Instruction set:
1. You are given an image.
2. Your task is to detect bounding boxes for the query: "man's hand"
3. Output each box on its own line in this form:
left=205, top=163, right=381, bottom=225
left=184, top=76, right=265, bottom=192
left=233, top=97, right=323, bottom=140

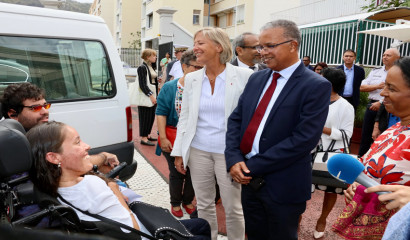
left=366, top=185, right=410, bottom=210
left=229, top=162, right=252, bottom=184
left=160, top=137, right=173, bottom=153
left=174, top=156, right=186, bottom=175
left=344, top=182, right=359, bottom=203
left=377, top=82, right=385, bottom=89
left=369, top=101, right=381, bottom=111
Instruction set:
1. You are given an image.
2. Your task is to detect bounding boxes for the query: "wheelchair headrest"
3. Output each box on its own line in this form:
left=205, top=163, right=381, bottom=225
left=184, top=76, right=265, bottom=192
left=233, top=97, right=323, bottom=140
left=0, top=119, right=32, bottom=179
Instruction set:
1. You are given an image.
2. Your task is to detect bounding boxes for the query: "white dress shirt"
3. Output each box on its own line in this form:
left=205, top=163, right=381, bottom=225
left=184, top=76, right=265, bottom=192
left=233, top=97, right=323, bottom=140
left=191, top=69, right=226, bottom=154
left=237, top=58, right=257, bottom=71
left=361, top=66, right=387, bottom=101
left=169, top=60, right=184, bottom=80
left=246, top=60, right=301, bottom=159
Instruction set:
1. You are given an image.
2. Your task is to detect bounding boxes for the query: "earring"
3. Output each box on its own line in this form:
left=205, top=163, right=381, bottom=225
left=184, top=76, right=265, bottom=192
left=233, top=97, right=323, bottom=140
left=58, top=162, right=61, bottom=168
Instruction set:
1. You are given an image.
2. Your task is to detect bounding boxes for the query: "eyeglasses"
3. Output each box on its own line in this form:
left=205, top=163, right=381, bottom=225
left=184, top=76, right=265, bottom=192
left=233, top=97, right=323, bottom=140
left=255, top=40, right=293, bottom=52
left=23, top=103, right=51, bottom=112
left=241, top=45, right=259, bottom=50
left=187, top=64, right=203, bottom=70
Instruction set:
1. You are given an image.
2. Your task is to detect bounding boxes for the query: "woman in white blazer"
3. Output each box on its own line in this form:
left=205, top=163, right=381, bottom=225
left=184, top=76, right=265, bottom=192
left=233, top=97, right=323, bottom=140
left=171, top=27, right=253, bottom=240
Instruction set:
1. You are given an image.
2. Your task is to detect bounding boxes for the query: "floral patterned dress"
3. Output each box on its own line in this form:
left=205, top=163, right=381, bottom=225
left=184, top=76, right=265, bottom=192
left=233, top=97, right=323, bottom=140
left=361, top=122, right=410, bottom=186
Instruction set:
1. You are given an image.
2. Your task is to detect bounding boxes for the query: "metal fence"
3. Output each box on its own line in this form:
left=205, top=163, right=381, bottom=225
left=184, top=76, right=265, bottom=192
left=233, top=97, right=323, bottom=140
left=119, top=48, right=141, bottom=68
left=358, top=20, right=410, bottom=67
left=299, top=19, right=410, bottom=67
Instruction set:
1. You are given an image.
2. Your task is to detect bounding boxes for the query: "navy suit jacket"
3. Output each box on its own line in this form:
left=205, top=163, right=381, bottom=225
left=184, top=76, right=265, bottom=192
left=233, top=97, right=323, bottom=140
left=337, top=64, right=365, bottom=109
left=225, top=62, right=331, bottom=204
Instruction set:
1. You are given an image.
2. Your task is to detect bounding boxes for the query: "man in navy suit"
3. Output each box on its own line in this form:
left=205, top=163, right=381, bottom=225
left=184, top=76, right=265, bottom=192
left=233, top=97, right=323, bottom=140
left=231, top=32, right=267, bottom=72
left=303, top=56, right=314, bottom=70
left=337, top=49, right=365, bottom=110
left=225, top=20, right=331, bottom=240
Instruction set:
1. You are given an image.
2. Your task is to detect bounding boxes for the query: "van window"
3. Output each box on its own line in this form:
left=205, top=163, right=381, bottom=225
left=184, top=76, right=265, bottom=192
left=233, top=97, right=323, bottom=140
left=0, top=36, right=114, bottom=101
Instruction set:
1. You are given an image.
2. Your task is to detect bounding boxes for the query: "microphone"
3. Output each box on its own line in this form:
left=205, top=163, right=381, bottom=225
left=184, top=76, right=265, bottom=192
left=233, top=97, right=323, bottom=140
left=327, top=154, right=389, bottom=195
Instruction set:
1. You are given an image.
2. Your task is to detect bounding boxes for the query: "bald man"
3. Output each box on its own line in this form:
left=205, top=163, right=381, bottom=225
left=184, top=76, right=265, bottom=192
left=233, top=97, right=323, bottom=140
left=358, top=48, right=401, bottom=157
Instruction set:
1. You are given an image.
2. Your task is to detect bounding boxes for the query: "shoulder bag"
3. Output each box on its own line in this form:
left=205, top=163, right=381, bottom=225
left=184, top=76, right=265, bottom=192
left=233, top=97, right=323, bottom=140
left=312, top=129, right=357, bottom=188
left=158, top=126, right=177, bottom=148
left=129, top=65, right=156, bottom=107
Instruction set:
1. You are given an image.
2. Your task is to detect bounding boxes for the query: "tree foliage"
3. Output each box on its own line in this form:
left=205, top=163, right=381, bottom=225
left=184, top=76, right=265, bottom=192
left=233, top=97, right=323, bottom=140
left=362, top=0, right=410, bottom=12
left=128, top=31, right=142, bottom=50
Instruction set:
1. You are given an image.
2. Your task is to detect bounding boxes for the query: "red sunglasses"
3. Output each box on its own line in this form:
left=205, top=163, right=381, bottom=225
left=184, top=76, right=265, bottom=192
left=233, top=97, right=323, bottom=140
left=23, top=103, right=51, bottom=112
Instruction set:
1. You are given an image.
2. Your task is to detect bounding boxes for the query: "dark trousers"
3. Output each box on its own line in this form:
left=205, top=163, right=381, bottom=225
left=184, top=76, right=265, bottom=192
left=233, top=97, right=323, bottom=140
left=163, top=151, right=195, bottom=206
left=342, top=96, right=357, bottom=112
left=358, top=103, right=378, bottom=157
left=137, top=106, right=156, bottom=137
left=242, top=184, right=306, bottom=240
left=180, top=218, right=211, bottom=240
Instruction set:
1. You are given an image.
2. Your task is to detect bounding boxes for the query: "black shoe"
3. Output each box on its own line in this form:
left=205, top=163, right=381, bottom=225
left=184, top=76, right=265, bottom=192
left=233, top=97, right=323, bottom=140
left=189, top=209, right=198, bottom=219
left=148, top=137, right=157, bottom=141
left=141, top=140, right=155, bottom=146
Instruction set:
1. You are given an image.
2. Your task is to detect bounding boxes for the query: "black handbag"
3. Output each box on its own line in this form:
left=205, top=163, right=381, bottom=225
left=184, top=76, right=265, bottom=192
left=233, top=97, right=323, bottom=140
left=311, top=130, right=356, bottom=189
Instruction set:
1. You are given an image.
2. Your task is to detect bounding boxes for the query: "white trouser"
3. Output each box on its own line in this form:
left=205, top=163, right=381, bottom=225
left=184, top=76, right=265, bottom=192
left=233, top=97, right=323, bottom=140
left=188, top=147, right=245, bottom=240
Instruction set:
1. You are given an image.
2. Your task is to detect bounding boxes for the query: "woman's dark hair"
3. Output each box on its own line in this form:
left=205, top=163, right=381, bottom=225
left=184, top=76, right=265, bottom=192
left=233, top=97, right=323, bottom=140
left=27, top=121, right=66, bottom=197
left=393, top=56, right=410, bottom=87
left=322, top=68, right=346, bottom=93
left=180, top=50, right=197, bottom=66
left=313, top=62, right=328, bottom=73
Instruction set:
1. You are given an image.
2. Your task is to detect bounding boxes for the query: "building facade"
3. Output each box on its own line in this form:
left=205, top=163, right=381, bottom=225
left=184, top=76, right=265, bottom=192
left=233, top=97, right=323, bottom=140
left=141, top=0, right=204, bottom=50
left=90, top=0, right=141, bottom=51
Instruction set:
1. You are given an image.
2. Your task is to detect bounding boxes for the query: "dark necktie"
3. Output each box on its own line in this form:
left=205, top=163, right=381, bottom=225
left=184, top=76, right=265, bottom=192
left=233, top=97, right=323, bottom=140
left=240, top=72, right=281, bottom=154
left=249, top=66, right=256, bottom=71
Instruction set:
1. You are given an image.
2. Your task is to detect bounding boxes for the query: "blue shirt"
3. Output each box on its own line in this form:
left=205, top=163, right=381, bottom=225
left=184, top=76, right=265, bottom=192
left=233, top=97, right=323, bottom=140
left=343, top=64, right=354, bottom=97
left=382, top=202, right=410, bottom=240
left=388, top=114, right=400, bottom=128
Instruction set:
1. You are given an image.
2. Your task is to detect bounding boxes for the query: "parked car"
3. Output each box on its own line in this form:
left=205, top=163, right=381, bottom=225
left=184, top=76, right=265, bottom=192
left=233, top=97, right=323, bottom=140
left=122, top=61, right=138, bottom=77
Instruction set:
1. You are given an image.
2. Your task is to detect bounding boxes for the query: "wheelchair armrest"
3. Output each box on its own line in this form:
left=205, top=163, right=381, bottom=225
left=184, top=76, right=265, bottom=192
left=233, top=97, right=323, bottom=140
left=16, top=182, right=35, bottom=206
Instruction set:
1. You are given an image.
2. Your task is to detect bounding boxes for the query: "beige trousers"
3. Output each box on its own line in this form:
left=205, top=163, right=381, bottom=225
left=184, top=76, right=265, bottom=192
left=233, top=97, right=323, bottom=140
left=188, top=147, right=245, bottom=240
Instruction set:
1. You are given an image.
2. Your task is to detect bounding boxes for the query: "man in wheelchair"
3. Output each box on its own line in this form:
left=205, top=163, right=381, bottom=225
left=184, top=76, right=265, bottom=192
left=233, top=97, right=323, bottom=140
left=0, top=120, right=211, bottom=239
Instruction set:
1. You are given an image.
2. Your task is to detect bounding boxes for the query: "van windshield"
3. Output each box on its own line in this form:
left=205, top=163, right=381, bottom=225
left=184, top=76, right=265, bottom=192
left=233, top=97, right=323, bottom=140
left=0, top=36, right=114, bottom=100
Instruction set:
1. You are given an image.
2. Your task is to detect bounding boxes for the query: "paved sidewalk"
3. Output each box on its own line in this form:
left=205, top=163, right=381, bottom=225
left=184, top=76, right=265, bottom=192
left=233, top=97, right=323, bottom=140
left=127, top=150, right=228, bottom=240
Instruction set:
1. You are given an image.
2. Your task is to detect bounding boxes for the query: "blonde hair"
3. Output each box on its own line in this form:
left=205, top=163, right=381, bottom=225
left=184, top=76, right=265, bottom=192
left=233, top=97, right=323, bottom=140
left=194, top=27, right=232, bottom=64
left=141, top=48, right=156, bottom=61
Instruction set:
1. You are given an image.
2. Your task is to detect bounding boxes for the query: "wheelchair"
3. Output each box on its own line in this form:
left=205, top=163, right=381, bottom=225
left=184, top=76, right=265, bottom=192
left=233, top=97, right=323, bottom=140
left=0, top=119, right=144, bottom=240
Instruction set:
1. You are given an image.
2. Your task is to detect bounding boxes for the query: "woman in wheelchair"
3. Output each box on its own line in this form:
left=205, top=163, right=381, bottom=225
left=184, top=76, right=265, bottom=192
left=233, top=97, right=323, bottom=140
left=26, top=121, right=211, bottom=240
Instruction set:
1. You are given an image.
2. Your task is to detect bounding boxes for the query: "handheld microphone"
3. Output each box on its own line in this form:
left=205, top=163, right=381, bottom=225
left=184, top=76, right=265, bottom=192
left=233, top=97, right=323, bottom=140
left=327, top=154, right=389, bottom=195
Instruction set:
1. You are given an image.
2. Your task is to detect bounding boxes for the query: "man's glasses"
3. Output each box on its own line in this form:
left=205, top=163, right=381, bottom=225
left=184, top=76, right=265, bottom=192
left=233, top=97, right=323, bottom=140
left=241, top=45, right=258, bottom=50
left=256, top=40, right=293, bottom=53
left=23, top=103, right=51, bottom=112
left=187, top=64, right=203, bottom=70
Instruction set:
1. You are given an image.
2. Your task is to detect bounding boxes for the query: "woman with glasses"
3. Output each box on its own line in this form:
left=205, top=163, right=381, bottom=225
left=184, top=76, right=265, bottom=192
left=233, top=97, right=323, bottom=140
left=155, top=50, right=202, bottom=217
left=171, top=27, right=253, bottom=240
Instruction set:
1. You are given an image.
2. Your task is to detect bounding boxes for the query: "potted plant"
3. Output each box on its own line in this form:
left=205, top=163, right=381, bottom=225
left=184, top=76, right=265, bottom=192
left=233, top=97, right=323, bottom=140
left=351, top=91, right=368, bottom=143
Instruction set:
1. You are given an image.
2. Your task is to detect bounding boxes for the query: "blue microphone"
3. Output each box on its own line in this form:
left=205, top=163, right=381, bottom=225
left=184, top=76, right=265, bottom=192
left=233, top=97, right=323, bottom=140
left=327, top=154, right=389, bottom=195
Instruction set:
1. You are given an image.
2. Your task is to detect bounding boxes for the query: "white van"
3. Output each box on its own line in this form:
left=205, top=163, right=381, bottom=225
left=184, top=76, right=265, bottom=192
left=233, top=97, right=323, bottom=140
left=0, top=3, right=136, bottom=181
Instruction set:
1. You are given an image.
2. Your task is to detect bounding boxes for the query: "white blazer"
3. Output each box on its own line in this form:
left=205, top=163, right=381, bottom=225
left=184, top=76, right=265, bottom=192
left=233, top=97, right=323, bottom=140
left=171, top=63, right=253, bottom=168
